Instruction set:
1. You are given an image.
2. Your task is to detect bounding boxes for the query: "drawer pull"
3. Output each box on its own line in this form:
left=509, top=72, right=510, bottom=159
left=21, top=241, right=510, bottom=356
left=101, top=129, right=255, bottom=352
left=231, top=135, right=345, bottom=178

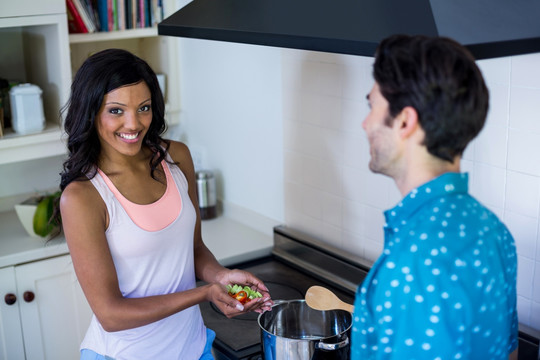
left=4, top=293, right=17, bottom=305
left=23, top=291, right=35, bottom=303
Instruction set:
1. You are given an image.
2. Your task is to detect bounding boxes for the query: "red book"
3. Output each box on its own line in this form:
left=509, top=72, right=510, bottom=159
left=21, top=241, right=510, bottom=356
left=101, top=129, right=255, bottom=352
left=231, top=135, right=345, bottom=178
left=66, top=0, right=89, bottom=33
left=107, top=0, right=114, bottom=31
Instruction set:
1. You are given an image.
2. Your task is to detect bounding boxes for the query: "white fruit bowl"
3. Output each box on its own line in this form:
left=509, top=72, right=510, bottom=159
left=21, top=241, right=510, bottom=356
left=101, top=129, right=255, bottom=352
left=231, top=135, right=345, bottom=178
left=15, top=197, right=40, bottom=237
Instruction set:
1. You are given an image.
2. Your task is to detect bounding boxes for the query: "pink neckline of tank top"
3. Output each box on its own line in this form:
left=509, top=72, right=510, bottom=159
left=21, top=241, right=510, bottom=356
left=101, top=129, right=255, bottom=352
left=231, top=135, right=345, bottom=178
left=96, top=161, right=182, bottom=231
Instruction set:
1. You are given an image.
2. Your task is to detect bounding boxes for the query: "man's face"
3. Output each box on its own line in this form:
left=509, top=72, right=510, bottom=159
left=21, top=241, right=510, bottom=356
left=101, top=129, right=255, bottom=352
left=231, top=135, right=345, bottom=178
left=362, top=83, right=400, bottom=177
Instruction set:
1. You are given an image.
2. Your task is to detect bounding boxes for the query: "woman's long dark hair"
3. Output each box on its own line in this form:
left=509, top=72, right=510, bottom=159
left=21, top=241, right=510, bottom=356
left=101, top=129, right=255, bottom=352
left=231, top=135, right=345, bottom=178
left=53, top=48, right=169, bottom=226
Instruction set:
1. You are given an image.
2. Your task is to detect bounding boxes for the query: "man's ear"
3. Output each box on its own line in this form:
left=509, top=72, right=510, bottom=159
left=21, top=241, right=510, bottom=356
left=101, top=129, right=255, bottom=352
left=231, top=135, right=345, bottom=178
left=396, top=106, right=419, bottom=139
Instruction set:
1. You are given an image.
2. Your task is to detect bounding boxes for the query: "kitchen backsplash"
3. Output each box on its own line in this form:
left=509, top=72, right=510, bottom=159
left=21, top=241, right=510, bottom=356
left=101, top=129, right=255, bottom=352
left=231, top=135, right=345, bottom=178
left=176, top=38, right=539, bottom=330
left=280, top=49, right=540, bottom=331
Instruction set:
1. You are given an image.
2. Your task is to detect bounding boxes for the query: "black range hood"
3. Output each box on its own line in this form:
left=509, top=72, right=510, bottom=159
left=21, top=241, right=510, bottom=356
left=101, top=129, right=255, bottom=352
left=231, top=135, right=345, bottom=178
left=158, top=0, right=540, bottom=60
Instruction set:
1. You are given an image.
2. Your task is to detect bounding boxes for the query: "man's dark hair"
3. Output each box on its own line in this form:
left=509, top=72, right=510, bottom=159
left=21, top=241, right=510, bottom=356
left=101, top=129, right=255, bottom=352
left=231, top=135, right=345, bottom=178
left=373, top=34, right=489, bottom=162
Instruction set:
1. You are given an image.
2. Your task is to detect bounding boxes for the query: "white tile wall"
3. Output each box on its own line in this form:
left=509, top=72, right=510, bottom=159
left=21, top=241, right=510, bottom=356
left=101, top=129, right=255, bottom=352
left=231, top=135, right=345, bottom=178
left=175, top=39, right=284, bottom=222
left=282, top=49, right=540, bottom=330
left=176, top=39, right=540, bottom=331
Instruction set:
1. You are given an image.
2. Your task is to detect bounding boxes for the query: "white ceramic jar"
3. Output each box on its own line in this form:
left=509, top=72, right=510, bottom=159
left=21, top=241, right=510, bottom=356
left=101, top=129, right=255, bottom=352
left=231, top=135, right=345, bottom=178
left=9, top=83, right=45, bottom=135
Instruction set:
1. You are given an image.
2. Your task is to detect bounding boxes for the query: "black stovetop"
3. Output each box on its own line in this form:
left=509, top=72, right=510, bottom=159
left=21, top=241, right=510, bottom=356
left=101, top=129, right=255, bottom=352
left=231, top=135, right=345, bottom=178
left=198, top=226, right=369, bottom=360
left=199, top=225, right=540, bottom=360
left=198, top=256, right=358, bottom=359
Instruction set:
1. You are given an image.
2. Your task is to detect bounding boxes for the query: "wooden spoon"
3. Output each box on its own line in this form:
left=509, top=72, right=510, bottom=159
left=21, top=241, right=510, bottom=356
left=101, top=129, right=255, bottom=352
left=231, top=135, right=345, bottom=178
left=305, top=285, right=354, bottom=313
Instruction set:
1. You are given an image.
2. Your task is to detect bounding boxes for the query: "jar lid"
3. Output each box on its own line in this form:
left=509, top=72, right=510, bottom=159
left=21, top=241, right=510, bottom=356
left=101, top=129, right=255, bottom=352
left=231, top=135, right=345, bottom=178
left=196, top=170, right=214, bottom=179
left=9, top=83, right=42, bottom=95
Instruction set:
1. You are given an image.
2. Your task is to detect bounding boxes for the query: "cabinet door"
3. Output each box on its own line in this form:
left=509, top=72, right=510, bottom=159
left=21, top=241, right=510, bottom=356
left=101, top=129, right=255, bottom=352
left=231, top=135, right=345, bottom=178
left=0, top=267, right=25, bottom=360
left=15, top=255, right=93, bottom=360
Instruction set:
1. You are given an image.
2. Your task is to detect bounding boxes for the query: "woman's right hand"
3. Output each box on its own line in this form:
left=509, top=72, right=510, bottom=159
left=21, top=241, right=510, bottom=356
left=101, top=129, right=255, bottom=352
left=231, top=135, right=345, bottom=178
left=206, top=282, right=268, bottom=318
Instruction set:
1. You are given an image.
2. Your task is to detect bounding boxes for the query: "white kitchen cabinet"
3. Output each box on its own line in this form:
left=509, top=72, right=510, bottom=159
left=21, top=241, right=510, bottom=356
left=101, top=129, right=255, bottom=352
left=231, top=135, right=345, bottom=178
left=0, top=254, right=92, bottom=360
left=0, top=0, right=180, bottom=167
left=0, top=266, right=25, bottom=360
left=0, top=7, right=71, bottom=165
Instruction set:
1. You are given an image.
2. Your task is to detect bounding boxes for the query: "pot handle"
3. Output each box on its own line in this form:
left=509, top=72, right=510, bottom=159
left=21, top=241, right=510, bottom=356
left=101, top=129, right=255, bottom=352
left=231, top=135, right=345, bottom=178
left=315, top=336, right=349, bottom=351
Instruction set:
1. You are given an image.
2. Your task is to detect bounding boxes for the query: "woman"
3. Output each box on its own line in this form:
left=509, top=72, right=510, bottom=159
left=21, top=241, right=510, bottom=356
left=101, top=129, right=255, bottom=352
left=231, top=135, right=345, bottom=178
left=57, top=48, right=273, bottom=360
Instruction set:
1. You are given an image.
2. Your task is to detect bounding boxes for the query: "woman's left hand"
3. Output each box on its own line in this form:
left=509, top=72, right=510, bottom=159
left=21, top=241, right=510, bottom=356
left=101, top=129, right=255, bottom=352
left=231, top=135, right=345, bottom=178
left=215, top=269, right=274, bottom=314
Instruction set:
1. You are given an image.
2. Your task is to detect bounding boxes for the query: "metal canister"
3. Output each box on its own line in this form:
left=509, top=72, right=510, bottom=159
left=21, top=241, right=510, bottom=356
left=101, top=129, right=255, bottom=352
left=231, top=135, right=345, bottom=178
left=196, top=170, right=217, bottom=220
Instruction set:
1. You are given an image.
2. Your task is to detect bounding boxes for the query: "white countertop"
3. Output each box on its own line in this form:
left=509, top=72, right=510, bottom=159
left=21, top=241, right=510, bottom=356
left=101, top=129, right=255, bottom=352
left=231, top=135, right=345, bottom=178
left=201, top=216, right=274, bottom=267
left=0, top=208, right=275, bottom=269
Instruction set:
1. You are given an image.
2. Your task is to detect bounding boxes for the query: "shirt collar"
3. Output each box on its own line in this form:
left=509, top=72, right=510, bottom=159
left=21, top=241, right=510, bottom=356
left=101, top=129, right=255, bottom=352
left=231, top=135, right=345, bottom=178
left=384, top=172, right=469, bottom=228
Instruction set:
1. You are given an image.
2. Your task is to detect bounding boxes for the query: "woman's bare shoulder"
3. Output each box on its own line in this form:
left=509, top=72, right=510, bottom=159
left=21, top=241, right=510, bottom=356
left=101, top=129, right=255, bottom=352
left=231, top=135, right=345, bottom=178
left=60, top=178, right=109, bottom=238
left=164, top=140, right=196, bottom=183
left=166, top=140, right=191, bottom=163
left=60, top=179, right=104, bottom=216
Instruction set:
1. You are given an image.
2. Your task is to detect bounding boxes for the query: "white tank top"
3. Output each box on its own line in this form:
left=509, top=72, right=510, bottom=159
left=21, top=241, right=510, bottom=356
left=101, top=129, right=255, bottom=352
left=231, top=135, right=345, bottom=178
left=81, top=155, right=206, bottom=360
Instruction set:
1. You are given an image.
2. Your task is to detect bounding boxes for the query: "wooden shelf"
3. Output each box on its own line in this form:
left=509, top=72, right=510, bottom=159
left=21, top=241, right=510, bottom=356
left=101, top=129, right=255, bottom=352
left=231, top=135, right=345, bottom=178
left=69, top=27, right=158, bottom=44
left=0, top=124, right=65, bottom=165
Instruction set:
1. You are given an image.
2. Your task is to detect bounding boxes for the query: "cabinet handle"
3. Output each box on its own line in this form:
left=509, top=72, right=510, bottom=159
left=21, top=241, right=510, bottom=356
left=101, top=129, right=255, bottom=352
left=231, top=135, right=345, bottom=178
left=4, top=293, right=17, bottom=305
left=23, top=291, right=35, bottom=303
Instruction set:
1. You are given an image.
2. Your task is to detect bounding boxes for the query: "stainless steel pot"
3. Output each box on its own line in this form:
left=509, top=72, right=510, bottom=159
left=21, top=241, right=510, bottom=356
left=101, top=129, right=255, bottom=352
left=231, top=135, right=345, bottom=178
left=257, top=300, right=351, bottom=359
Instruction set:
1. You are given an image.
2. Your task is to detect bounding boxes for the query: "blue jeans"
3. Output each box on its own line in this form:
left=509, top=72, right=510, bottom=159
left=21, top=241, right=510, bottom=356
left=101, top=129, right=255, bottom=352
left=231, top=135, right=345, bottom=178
left=80, top=328, right=216, bottom=360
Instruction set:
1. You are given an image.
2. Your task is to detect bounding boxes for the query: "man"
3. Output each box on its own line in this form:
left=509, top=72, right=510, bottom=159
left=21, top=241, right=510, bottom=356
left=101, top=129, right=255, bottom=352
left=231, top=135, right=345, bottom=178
left=351, top=35, right=518, bottom=360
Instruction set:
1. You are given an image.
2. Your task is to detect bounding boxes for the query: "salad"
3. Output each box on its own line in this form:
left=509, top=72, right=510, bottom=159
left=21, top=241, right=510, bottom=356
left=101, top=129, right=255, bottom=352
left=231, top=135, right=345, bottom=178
left=227, top=284, right=263, bottom=304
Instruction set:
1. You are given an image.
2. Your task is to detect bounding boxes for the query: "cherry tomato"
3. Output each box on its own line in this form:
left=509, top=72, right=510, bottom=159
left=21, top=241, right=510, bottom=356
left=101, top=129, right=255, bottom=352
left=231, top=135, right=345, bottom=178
left=235, top=290, right=248, bottom=304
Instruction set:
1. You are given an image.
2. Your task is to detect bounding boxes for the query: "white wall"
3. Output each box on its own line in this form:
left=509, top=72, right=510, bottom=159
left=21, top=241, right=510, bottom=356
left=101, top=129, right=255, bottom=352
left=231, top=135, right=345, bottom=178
left=282, top=49, right=540, bottom=331
left=172, top=38, right=284, bottom=222
left=176, top=38, right=540, bottom=331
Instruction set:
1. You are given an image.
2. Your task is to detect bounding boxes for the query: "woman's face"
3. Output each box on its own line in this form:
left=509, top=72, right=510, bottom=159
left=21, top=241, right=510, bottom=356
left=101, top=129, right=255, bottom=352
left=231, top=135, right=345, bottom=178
left=95, top=81, right=152, bottom=159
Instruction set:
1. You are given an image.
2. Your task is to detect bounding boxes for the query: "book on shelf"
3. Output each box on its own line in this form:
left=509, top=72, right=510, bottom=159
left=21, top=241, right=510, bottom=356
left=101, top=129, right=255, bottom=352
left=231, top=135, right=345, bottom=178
left=108, top=0, right=114, bottom=31
left=73, top=0, right=97, bottom=32
left=66, top=0, right=89, bottom=33
left=125, top=0, right=133, bottom=28
left=138, top=0, right=145, bottom=28
left=75, top=0, right=164, bottom=33
left=130, top=0, right=138, bottom=29
left=151, top=0, right=164, bottom=25
left=112, top=0, right=118, bottom=30
left=150, top=0, right=164, bottom=27
left=83, top=0, right=101, bottom=30
left=102, top=0, right=164, bottom=31
left=96, top=0, right=112, bottom=31
left=117, top=0, right=126, bottom=30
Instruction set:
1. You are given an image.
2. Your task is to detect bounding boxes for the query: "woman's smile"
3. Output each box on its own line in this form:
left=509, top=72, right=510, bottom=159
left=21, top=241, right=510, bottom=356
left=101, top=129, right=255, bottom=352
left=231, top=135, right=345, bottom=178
left=117, top=131, right=141, bottom=142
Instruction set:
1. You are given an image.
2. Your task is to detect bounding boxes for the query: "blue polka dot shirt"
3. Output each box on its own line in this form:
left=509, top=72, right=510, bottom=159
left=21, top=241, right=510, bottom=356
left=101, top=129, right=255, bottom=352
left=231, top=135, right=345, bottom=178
left=351, top=173, right=518, bottom=360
